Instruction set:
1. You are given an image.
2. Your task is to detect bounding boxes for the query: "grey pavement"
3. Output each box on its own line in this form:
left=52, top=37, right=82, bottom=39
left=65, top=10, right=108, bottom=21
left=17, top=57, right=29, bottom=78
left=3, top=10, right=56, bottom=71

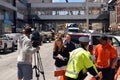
left=0, top=42, right=91, bottom=80
left=0, top=42, right=55, bottom=80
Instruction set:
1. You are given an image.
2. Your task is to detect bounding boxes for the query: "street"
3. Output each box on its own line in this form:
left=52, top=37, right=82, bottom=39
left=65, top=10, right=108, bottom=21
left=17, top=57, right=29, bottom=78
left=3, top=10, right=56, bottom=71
left=0, top=42, right=55, bottom=80
left=0, top=41, right=92, bottom=80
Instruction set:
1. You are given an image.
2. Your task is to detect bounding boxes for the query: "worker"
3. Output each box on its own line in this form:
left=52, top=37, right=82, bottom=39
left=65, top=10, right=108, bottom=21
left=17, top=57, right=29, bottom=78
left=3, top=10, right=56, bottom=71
left=65, top=36, right=102, bottom=80
left=94, top=35, right=117, bottom=80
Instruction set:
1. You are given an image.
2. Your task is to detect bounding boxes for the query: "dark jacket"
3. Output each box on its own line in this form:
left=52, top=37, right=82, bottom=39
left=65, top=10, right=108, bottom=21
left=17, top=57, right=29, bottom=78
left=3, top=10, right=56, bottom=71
left=64, top=41, right=75, bottom=53
left=31, top=30, right=40, bottom=41
left=53, top=47, right=69, bottom=67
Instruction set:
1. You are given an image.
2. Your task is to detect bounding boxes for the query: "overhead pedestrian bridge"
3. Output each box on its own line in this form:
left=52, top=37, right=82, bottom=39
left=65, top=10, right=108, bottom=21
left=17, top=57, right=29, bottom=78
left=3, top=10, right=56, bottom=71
left=28, top=2, right=109, bottom=23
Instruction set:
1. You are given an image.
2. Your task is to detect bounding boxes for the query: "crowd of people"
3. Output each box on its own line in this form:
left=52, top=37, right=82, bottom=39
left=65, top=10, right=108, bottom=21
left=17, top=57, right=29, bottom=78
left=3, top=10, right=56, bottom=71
left=53, top=33, right=119, bottom=80
left=16, top=24, right=120, bottom=80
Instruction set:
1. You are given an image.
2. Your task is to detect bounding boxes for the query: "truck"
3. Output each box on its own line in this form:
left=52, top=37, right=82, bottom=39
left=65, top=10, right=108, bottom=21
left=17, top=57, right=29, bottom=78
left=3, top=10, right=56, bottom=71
left=0, top=34, right=15, bottom=53
left=39, top=29, right=55, bottom=44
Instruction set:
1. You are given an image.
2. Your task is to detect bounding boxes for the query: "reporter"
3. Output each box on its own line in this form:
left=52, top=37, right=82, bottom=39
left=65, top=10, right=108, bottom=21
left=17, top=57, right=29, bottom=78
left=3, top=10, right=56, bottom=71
left=53, top=37, right=69, bottom=80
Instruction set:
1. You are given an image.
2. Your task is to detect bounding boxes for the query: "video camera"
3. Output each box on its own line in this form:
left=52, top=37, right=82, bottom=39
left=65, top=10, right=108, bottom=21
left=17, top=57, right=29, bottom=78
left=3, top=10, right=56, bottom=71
left=32, top=41, right=40, bottom=47
left=31, top=29, right=40, bottom=48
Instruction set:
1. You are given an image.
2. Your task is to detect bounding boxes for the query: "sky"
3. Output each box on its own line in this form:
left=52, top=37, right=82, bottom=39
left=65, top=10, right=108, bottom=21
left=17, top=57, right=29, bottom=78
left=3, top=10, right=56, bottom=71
left=53, top=0, right=85, bottom=2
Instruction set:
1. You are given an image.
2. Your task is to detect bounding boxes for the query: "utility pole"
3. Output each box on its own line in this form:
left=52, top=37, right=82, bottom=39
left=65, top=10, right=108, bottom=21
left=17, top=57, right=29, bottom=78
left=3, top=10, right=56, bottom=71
left=86, top=0, right=89, bottom=32
left=13, top=0, right=16, bottom=33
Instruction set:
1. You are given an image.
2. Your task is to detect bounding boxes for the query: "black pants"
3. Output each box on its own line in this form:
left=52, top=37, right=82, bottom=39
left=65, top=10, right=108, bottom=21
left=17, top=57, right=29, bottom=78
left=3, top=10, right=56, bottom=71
left=110, top=68, right=116, bottom=80
left=97, top=67, right=111, bottom=80
left=66, top=77, right=77, bottom=80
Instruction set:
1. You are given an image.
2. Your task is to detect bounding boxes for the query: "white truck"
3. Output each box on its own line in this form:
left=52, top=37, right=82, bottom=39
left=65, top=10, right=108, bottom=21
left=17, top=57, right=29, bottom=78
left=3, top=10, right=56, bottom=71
left=0, top=34, right=15, bottom=53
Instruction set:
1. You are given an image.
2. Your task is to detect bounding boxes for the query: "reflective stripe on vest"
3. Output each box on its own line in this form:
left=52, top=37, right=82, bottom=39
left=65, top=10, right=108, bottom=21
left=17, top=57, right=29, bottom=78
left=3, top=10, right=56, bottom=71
left=65, top=48, right=85, bottom=79
left=66, top=70, right=78, bottom=75
left=68, top=48, right=83, bottom=65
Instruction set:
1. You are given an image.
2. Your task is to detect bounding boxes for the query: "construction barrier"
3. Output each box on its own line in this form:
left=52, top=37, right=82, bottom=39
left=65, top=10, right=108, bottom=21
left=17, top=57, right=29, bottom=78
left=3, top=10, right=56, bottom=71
left=54, top=70, right=67, bottom=80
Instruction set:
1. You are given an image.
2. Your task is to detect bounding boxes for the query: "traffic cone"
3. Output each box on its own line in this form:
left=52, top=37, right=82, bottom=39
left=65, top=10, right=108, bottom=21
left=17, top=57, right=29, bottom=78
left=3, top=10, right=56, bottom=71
left=60, top=75, right=67, bottom=80
left=54, top=70, right=67, bottom=80
left=90, top=77, right=96, bottom=80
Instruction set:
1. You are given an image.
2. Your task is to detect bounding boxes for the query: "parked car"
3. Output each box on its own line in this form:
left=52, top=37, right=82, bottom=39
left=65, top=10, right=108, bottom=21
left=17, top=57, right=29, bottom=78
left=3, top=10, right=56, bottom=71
left=64, top=27, right=81, bottom=35
left=68, top=32, right=120, bottom=66
left=114, top=36, right=120, bottom=42
left=5, top=33, right=22, bottom=47
left=0, top=34, right=15, bottom=53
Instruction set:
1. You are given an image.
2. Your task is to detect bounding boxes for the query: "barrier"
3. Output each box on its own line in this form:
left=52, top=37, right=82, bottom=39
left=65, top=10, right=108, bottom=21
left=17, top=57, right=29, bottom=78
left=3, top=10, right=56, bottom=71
left=54, top=70, right=67, bottom=80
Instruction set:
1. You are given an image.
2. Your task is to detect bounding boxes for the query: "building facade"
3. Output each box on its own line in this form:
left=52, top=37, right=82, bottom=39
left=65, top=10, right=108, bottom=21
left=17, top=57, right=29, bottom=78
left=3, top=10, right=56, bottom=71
left=117, top=0, right=120, bottom=24
left=0, top=0, right=17, bottom=34
left=28, top=0, right=52, bottom=3
left=88, top=0, right=109, bottom=2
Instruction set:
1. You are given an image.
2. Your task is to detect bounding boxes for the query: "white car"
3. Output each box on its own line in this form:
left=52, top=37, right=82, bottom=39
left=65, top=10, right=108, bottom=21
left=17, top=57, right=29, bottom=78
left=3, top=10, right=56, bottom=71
left=67, top=27, right=80, bottom=33
left=5, top=33, right=22, bottom=47
left=0, top=34, right=15, bottom=53
left=114, top=36, right=120, bottom=42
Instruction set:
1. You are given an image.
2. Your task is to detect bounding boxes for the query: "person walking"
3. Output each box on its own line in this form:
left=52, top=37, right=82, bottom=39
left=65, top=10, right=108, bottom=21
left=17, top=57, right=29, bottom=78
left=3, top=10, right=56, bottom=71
left=94, top=35, right=117, bottom=80
left=53, top=37, right=69, bottom=80
left=17, top=25, right=40, bottom=80
left=64, top=34, right=75, bottom=53
left=65, top=36, right=102, bottom=80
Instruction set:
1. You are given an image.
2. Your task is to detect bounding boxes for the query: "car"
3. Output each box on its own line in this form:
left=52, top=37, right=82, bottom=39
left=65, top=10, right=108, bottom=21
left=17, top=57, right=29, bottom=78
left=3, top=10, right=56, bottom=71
left=0, top=34, right=15, bottom=53
left=64, top=27, right=81, bottom=35
left=5, top=33, right=22, bottom=47
left=68, top=32, right=120, bottom=65
left=114, top=36, right=120, bottom=42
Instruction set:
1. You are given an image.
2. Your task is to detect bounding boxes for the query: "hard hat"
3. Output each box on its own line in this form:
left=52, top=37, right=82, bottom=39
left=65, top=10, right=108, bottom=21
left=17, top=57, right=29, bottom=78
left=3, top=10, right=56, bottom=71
left=79, top=36, right=89, bottom=42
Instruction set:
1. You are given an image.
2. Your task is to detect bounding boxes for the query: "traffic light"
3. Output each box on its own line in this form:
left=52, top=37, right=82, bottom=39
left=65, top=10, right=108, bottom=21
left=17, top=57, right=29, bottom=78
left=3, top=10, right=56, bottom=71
left=101, top=4, right=108, bottom=11
left=108, top=3, right=115, bottom=11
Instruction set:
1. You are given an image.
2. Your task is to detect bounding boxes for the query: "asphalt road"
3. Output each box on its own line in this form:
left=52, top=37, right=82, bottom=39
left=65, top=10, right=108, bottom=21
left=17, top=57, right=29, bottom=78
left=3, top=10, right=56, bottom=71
left=0, top=41, right=91, bottom=80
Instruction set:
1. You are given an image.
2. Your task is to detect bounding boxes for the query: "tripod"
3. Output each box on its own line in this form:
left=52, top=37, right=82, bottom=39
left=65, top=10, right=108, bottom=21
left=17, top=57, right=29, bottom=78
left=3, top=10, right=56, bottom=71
left=33, top=50, right=45, bottom=80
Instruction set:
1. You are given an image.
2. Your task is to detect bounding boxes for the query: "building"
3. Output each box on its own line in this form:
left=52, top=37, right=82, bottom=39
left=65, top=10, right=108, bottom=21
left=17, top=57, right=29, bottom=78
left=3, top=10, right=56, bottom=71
left=108, top=0, right=119, bottom=32
left=0, top=0, right=17, bottom=34
left=117, top=0, right=120, bottom=24
left=88, top=0, right=109, bottom=2
left=28, top=0, right=52, bottom=3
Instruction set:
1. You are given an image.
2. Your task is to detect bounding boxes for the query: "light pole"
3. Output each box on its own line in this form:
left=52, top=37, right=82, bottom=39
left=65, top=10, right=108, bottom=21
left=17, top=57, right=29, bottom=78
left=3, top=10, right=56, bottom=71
left=13, top=0, right=16, bottom=33
left=86, top=0, right=89, bottom=32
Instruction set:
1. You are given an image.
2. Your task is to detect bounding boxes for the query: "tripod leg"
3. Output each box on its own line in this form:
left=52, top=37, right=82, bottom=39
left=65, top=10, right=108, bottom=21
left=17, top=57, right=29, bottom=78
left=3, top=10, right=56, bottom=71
left=33, top=53, right=40, bottom=80
left=37, top=51, right=46, bottom=80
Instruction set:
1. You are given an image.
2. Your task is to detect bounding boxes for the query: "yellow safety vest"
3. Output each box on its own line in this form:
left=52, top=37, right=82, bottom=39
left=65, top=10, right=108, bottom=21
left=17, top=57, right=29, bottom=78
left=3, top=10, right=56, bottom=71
left=65, top=48, right=98, bottom=79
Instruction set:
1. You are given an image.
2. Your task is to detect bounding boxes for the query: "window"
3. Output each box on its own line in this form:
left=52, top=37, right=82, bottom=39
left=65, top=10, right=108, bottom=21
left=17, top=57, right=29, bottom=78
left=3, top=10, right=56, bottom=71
left=112, top=37, right=120, bottom=47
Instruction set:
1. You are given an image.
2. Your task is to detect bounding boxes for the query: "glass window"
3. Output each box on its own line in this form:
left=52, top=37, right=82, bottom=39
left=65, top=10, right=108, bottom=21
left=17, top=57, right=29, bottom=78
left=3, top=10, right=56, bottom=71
left=112, top=37, right=120, bottom=47
left=92, top=36, right=100, bottom=45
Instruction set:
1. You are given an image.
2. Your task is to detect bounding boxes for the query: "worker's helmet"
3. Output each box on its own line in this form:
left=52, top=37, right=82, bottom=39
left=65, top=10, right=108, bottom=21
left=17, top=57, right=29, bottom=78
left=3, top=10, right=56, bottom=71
left=79, top=36, right=90, bottom=43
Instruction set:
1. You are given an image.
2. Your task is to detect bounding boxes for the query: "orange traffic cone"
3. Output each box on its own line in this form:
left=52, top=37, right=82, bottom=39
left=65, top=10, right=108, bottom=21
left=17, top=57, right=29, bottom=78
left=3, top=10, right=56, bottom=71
left=54, top=70, right=67, bottom=80
left=60, top=75, right=67, bottom=80
left=90, top=77, right=96, bottom=80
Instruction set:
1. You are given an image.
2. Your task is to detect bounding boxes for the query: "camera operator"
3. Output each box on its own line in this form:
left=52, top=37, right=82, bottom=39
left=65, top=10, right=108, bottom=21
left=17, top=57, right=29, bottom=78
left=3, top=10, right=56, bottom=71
left=17, top=24, right=40, bottom=80
left=31, top=27, right=41, bottom=47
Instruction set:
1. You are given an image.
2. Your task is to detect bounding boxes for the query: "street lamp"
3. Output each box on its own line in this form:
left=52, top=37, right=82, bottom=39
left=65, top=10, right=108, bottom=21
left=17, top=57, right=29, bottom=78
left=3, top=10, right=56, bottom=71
left=13, top=0, right=16, bottom=33
left=86, top=0, right=89, bottom=32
